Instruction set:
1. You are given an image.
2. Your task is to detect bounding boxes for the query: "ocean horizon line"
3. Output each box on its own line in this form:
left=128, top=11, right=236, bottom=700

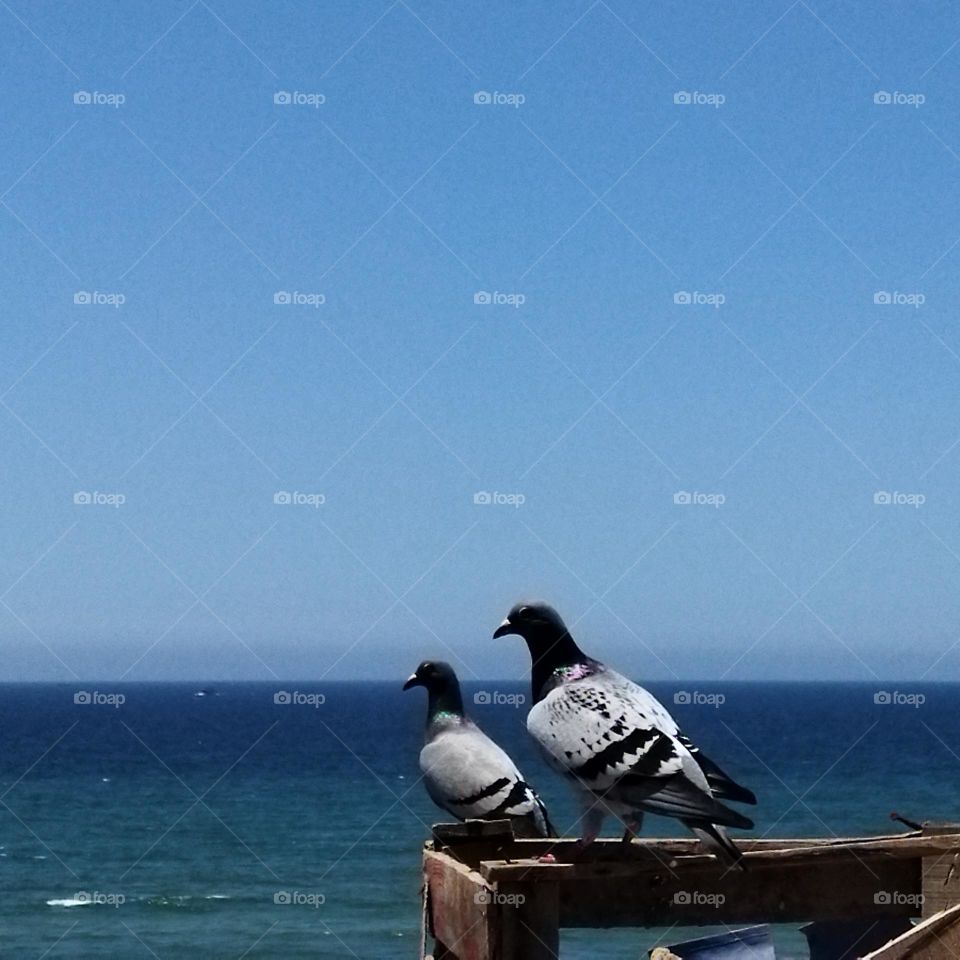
left=0, top=678, right=955, bottom=686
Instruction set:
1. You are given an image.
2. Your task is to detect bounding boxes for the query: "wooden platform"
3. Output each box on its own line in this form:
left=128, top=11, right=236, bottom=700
left=420, top=821, right=960, bottom=959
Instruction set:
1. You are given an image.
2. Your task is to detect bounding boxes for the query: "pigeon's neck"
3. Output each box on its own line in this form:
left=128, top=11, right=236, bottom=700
left=527, top=632, right=591, bottom=702
left=426, top=682, right=465, bottom=726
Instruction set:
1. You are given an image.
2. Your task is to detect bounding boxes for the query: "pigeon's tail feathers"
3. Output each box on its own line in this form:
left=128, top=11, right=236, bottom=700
left=677, top=735, right=757, bottom=806
left=537, top=797, right=558, bottom=839
left=517, top=788, right=555, bottom=838
left=695, top=751, right=757, bottom=805
left=491, top=780, right=554, bottom=838
left=683, top=821, right=747, bottom=871
left=513, top=810, right=553, bottom=839
left=622, top=774, right=754, bottom=830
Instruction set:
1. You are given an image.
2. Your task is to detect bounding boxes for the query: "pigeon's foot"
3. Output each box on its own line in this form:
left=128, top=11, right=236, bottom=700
left=536, top=852, right=557, bottom=863
left=621, top=814, right=644, bottom=845
left=566, top=831, right=599, bottom=861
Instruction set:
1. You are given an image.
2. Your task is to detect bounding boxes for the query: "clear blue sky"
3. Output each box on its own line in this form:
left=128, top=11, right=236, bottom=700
left=2, top=0, right=959, bottom=681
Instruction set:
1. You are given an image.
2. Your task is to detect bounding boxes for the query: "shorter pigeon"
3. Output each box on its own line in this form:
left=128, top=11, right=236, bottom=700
left=494, top=602, right=755, bottom=867
left=403, top=660, right=555, bottom=838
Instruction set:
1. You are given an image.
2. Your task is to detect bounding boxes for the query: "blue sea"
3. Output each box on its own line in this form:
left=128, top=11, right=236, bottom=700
left=1, top=682, right=957, bottom=958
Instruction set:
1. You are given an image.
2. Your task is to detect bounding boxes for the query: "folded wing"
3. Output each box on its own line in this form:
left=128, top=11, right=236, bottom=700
left=528, top=670, right=752, bottom=830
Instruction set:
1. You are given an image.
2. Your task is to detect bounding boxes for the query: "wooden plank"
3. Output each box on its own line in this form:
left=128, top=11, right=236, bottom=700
left=424, top=850, right=497, bottom=960
left=432, top=821, right=524, bottom=868
left=445, top=833, right=937, bottom=868
left=434, top=821, right=515, bottom=843
left=476, top=842, right=925, bottom=928
left=497, top=880, right=560, bottom=960
left=861, top=903, right=960, bottom=958
left=920, top=824, right=960, bottom=919
left=429, top=820, right=930, bottom=869
left=557, top=855, right=922, bottom=928
left=479, top=834, right=960, bottom=882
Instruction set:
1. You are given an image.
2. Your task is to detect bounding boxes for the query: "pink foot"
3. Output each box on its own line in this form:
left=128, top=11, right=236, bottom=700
left=567, top=832, right=598, bottom=861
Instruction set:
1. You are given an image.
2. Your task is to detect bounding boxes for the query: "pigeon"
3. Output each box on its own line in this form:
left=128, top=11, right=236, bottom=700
left=403, top=660, right=555, bottom=839
left=493, top=602, right=756, bottom=868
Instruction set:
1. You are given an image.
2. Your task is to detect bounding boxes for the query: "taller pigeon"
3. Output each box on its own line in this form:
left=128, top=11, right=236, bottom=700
left=493, top=602, right=756, bottom=868
left=404, top=660, right=555, bottom=839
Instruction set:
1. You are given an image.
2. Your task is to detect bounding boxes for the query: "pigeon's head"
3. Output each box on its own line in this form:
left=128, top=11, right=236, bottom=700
left=493, top=601, right=569, bottom=644
left=403, top=660, right=458, bottom=694
left=494, top=602, right=588, bottom=700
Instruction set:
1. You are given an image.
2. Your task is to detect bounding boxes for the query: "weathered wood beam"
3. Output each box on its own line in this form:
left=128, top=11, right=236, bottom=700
left=479, top=833, right=960, bottom=883
left=475, top=838, right=936, bottom=928
left=498, top=880, right=560, bottom=960
left=564, top=856, right=920, bottom=927
left=425, top=848, right=561, bottom=959
left=423, top=824, right=960, bottom=952
left=424, top=850, right=497, bottom=960
left=861, top=903, right=960, bottom=958
left=920, top=823, right=960, bottom=920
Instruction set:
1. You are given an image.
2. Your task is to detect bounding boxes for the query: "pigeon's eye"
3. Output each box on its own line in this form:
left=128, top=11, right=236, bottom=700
left=518, top=606, right=532, bottom=619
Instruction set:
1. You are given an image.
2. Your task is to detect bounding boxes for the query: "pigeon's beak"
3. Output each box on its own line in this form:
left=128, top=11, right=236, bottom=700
left=402, top=674, right=421, bottom=691
left=492, top=618, right=514, bottom=639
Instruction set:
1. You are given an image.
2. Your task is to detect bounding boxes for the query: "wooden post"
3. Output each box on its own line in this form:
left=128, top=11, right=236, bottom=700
left=497, top=880, right=560, bottom=960
left=424, top=850, right=498, bottom=959
left=920, top=822, right=960, bottom=919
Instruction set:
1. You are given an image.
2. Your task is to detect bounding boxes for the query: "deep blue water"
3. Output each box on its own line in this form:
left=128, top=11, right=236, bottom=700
left=0, top=682, right=957, bottom=958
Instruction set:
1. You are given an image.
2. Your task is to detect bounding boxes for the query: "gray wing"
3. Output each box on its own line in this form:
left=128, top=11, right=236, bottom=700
left=419, top=724, right=551, bottom=835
